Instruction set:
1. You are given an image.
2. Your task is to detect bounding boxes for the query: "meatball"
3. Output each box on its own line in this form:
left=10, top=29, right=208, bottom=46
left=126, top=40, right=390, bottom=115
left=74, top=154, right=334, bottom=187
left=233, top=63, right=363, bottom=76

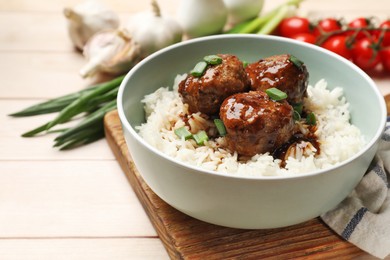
left=220, top=91, right=295, bottom=157
left=245, top=54, right=309, bottom=104
left=178, top=54, right=250, bottom=116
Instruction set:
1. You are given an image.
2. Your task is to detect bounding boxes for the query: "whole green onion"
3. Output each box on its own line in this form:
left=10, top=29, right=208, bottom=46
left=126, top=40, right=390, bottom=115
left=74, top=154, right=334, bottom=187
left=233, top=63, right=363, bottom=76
left=257, top=5, right=289, bottom=35
left=53, top=99, right=117, bottom=149
left=226, top=0, right=303, bottom=34
left=45, top=76, right=124, bottom=131
left=10, top=76, right=123, bottom=117
left=56, top=125, right=105, bottom=150
left=12, top=74, right=125, bottom=150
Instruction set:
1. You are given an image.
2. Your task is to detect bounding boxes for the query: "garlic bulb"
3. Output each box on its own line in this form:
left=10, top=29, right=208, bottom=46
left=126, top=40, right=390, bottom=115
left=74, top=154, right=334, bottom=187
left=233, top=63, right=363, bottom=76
left=177, top=0, right=227, bottom=38
left=80, top=29, right=142, bottom=78
left=223, top=0, right=264, bottom=25
left=64, top=0, right=120, bottom=51
left=126, top=0, right=182, bottom=57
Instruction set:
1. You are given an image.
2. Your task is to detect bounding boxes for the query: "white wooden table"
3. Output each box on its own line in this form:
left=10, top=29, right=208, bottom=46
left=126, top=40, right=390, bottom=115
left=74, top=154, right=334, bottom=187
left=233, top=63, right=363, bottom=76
left=1, top=0, right=389, bottom=259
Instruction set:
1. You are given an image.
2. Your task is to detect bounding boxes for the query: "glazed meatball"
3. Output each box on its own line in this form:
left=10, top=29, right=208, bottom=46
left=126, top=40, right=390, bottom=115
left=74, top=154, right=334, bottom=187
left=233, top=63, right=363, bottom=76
left=245, top=54, right=309, bottom=104
left=178, top=54, right=250, bottom=116
left=220, top=91, right=295, bottom=157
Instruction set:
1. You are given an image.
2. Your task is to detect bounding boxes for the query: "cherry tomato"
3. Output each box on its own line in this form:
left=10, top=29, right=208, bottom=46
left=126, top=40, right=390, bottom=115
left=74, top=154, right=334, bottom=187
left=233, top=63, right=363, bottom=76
left=377, top=20, right=390, bottom=47
left=278, top=17, right=312, bottom=38
left=290, top=33, right=316, bottom=44
left=321, top=35, right=352, bottom=60
left=347, top=17, right=371, bottom=40
left=379, top=47, right=390, bottom=72
left=314, top=18, right=342, bottom=37
left=351, top=38, right=381, bottom=71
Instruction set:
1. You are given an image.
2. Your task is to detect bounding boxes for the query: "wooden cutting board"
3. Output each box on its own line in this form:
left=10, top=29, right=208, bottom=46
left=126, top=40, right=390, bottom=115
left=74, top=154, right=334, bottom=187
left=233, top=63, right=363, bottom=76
left=104, top=110, right=367, bottom=259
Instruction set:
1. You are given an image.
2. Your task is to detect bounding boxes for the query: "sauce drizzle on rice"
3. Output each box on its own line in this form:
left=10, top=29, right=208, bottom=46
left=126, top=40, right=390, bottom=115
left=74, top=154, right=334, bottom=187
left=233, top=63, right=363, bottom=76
left=273, top=129, right=320, bottom=168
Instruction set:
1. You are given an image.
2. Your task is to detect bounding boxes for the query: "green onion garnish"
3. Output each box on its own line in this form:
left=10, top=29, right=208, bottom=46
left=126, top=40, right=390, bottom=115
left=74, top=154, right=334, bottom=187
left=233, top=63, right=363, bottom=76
left=214, top=119, right=227, bottom=136
left=292, top=103, right=303, bottom=114
left=242, top=60, right=249, bottom=68
left=306, top=112, right=317, bottom=125
left=204, top=55, right=223, bottom=65
left=174, top=127, right=192, bottom=140
left=265, top=87, right=288, bottom=101
left=190, top=61, right=208, bottom=77
left=289, top=55, right=304, bottom=70
left=293, top=110, right=301, bottom=121
left=193, top=130, right=209, bottom=145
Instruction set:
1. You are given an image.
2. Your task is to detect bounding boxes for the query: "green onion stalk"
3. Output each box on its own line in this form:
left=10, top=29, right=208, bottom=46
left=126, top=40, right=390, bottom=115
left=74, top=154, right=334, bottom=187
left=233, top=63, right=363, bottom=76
left=226, top=0, right=304, bottom=34
left=9, top=75, right=125, bottom=150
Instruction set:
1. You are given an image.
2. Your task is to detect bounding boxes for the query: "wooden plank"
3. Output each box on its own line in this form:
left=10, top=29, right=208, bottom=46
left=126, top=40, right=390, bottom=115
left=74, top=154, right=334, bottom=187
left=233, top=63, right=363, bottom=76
left=0, top=0, right=177, bottom=14
left=0, top=160, right=156, bottom=237
left=104, top=110, right=374, bottom=260
left=0, top=12, right=135, bottom=52
left=298, top=0, right=390, bottom=14
left=0, top=238, right=169, bottom=260
left=1, top=0, right=388, bottom=13
left=0, top=52, right=88, bottom=99
left=0, top=13, right=73, bottom=52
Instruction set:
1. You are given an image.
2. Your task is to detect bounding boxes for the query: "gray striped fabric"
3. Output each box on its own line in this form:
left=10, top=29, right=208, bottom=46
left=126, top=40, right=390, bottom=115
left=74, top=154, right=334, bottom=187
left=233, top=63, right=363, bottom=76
left=321, top=124, right=390, bottom=259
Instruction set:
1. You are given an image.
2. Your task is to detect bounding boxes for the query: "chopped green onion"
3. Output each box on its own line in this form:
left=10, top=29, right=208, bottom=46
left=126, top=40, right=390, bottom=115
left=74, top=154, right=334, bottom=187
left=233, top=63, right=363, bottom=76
left=242, top=60, right=249, bottom=68
left=174, top=127, right=192, bottom=140
left=306, top=112, right=317, bottom=125
left=289, top=55, right=304, bottom=70
left=204, top=55, right=223, bottom=65
left=293, top=110, right=301, bottom=121
left=265, top=87, right=288, bottom=101
left=193, top=130, right=209, bottom=145
left=292, top=103, right=303, bottom=114
left=214, top=119, right=227, bottom=136
left=190, top=61, right=208, bottom=77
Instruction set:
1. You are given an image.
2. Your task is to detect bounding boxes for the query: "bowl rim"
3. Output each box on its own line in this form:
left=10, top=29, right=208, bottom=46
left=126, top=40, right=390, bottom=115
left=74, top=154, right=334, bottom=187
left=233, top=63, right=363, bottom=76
left=117, top=34, right=387, bottom=181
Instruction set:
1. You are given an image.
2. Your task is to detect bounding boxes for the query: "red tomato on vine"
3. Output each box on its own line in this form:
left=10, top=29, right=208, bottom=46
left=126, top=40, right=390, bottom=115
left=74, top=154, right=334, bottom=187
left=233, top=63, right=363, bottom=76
left=291, top=33, right=316, bottom=44
left=376, top=20, right=390, bottom=47
left=351, top=37, right=381, bottom=71
left=314, top=18, right=342, bottom=37
left=321, top=35, right=352, bottom=60
left=278, top=17, right=312, bottom=38
left=379, top=47, right=390, bottom=72
left=347, top=17, right=372, bottom=40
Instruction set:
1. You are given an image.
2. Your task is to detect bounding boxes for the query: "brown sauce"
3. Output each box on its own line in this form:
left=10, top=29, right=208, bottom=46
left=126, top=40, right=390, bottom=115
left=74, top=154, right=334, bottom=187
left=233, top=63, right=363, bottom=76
left=272, top=125, right=320, bottom=168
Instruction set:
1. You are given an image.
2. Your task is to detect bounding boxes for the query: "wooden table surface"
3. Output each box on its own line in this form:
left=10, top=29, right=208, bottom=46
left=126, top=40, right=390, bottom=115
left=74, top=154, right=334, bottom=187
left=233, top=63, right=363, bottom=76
left=1, top=0, right=389, bottom=259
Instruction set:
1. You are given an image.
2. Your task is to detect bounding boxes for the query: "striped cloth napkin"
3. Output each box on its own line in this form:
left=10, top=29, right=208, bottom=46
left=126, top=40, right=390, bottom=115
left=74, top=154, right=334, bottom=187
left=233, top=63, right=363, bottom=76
left=321, top=123, right=390, bottom=259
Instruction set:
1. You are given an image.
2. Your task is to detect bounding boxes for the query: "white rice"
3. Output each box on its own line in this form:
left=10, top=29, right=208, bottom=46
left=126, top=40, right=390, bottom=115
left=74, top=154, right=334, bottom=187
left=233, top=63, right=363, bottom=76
left=136, top=74, right=365, bottom=177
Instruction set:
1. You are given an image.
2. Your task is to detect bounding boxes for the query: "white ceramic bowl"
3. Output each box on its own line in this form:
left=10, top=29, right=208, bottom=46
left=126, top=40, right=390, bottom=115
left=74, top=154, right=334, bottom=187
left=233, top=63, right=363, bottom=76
left=117, top=35, right=386, bottom=229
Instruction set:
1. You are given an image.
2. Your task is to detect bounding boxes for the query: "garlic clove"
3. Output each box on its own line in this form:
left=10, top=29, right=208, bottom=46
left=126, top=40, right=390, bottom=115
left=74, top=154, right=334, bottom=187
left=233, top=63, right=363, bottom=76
left=126, top=0, right=183, bottom=57
left=80, top=29, right=142, bottom=78
left=64, top=0, right=120, bottom=51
